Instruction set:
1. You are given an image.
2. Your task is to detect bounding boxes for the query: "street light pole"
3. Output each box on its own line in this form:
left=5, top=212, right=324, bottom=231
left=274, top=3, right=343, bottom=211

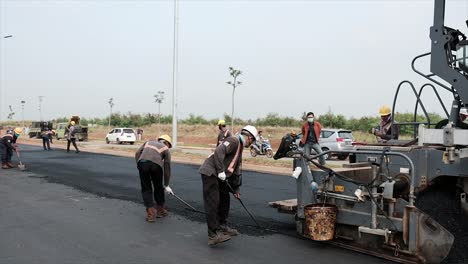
left=171, top=0, right=179, bottom=148
left=0, top=35, right=13, bottom=122
left=21, top=100, right=25, bottom=129
left=38, top=96, right=44, bottom=121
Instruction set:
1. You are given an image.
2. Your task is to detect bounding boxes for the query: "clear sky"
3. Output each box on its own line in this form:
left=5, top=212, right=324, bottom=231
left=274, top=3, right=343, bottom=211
left=0, top=0, right=467, bottom=121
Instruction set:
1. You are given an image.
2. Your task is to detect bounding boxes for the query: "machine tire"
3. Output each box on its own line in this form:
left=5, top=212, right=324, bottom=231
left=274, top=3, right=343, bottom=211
left=116, top=138, right=121, bottom=144
left=250, top=148, right=257, bottom=157
left=266, top=149, right=273, bottom=158
left=415, top=184, right=468, bottom=263
left=106, top=138, right=110, bottom=144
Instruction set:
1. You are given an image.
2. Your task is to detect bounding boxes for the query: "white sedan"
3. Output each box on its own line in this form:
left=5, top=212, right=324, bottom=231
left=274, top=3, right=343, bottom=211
left=106, top=128, right=136, bottom=144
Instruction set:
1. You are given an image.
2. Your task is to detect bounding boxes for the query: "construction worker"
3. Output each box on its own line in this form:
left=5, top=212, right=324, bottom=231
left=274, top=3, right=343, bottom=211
left=66, top=121, right=80, bottom=153
left=135, top=134, right=173, bottom=222
left=0, top=127, right=22, bottom=169
left=373, top=105, right=399, bottom=143
left=216, top=119, right=232, bottom=146
left=200, top=125, right=258, bottom=246
left=41, top=128, right=53, bottom=150
left=299, top=112, right=326, bottom=165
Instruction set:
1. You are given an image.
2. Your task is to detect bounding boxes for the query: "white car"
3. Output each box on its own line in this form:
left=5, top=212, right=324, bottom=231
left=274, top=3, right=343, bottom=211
left=106, top=128, right=136, bottom=144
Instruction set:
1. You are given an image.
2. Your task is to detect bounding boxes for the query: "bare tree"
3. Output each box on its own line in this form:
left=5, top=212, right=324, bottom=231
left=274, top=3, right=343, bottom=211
left=154, top=91, right=165, bottom=135
left=108, top=98, right=115, bottom=131
left=226, top=66, right=242, bottom=129
left=7, top=105, right=14, bottom=120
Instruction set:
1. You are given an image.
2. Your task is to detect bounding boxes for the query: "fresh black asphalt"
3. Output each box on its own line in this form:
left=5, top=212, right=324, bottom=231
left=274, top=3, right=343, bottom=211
left=0, top=144, right=390, bottom=264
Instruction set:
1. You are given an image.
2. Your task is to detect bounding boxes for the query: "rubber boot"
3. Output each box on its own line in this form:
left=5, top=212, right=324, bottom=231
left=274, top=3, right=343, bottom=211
left=208, top=231, right=231, bottom=246
left=146, top=207, right=156, bottom=223
left=6, top=162, right=14, bottom=168
left=156, top=205, right=168, bottom=218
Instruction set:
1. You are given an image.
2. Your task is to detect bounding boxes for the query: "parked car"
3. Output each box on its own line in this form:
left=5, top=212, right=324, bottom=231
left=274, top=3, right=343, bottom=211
left=296, top=128, right=355, bottom=160
left=106, top=128, right=136, bottom=144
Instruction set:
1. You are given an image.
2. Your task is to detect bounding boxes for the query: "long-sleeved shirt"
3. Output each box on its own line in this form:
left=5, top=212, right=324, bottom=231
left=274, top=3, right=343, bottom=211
left=216, top=129, right=232, bottom=146
left=200, top=136, right=244, bottom=191
left=135, top=141, right=172, bottom=186
left=0, top=133, right=17, bottom=150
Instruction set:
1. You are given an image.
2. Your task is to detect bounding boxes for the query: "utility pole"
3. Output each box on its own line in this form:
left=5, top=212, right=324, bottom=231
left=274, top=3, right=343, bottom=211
left=38, top=96, right=44, bottom=121
left=171, top=0, right=179, bottom=148
left=21, top=100, right=25, bottom=129
left=226, top=66, right=242, bottom=130
left=154, top=91, right=165, bottom=135
left=0, top=35, right=13, bottom=122
left=108, top=98, right=114, bottom=131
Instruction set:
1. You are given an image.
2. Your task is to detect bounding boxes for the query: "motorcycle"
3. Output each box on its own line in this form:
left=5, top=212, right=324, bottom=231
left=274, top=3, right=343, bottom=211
left=250, top=139, right=274, bottom=158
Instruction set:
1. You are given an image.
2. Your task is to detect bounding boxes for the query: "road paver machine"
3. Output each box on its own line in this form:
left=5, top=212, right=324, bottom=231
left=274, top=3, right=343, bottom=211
left=271, top=1, right=468, bottom=262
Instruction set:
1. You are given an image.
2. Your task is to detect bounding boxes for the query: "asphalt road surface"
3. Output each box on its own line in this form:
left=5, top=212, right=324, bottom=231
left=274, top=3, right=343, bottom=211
left=0, top=144, right=390, bottom=264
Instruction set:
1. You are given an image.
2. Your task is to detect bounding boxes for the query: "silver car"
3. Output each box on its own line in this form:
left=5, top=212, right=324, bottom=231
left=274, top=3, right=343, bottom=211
left=297, top=128, right=355, bottom=160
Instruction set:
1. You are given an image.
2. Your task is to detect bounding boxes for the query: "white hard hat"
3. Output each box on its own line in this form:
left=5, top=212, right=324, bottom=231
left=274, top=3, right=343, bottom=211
left=460, top=107, right=468, bottom=125
left=242, top=125, right=258, bottom=139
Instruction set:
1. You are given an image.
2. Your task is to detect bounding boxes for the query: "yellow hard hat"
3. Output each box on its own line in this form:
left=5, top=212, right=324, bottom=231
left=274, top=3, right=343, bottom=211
left=14, top=127, right=23, bottom=134
left=158, top=134, right=172, bottom=148
left=217, top=119, right=226, bottom=126
left=379, top=105, right=391, bottom=116
left=70, top=121, right=76, bottom=125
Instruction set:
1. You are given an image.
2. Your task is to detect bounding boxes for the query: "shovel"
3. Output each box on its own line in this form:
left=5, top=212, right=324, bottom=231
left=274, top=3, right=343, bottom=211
left=15, top=151, right=26, bottom=171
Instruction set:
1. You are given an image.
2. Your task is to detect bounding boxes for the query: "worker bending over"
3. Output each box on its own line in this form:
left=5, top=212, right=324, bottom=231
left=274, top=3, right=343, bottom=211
left=0, top=128, right=22, bottom=169
left=200, top=125, right=258, bottom=246
left=135, top=135, right=174, bottom=222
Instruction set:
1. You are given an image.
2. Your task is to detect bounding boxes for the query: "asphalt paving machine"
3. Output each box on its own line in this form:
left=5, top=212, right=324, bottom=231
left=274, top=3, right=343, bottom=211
left=271, top=1, right=468, bottom=263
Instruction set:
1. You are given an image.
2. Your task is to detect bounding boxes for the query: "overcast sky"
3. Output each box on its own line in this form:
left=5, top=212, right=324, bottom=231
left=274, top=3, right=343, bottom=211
left=0, top=0, right=467, bottom=121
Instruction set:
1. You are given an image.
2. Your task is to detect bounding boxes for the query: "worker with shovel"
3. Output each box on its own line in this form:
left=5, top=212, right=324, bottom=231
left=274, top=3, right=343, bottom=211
left=135, top=135, right=174, bottom=222
left=0, top=127, right=22, bottom=169
left=199, top=125, right=258, bottom=246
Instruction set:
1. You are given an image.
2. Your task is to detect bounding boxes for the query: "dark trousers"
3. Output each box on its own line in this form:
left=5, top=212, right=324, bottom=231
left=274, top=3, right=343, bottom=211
left=201, top=174, right=230, bottom=235
left=0, top=145, right=12, bottom=163
left=67, top=138, right=79, bottom=152
left=42, top=137, right=51, bottom=150
left=138, top=161, right=165, bottom=208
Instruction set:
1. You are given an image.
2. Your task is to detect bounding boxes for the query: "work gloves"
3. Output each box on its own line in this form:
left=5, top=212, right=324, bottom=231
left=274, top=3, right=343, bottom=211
left=164, top=186, right=174, bottom=195
left=218, top=172, right=226, bottom=181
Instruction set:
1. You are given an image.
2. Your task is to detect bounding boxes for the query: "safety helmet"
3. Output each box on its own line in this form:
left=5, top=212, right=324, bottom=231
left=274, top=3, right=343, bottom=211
left=70, top=121, right=76, bottom=125
left=241, top=125, right=258, bottom=140
left=14, top=127, right=23, bottom=134
left=52, top=130, right=56, bottom=134
left=158, top=134, right=173, bottom=148
left=217, top=119, right=226, bottom=126
left=379, top=105, right=391, bottom=116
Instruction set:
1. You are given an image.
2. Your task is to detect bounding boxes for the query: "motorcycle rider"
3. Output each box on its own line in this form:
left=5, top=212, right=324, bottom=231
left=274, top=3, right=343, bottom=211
left=216, top=119, right=232, bottom=146
left=0, top=127, right=22, bottom=169
left=253, top=130, right=265, bottom=154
